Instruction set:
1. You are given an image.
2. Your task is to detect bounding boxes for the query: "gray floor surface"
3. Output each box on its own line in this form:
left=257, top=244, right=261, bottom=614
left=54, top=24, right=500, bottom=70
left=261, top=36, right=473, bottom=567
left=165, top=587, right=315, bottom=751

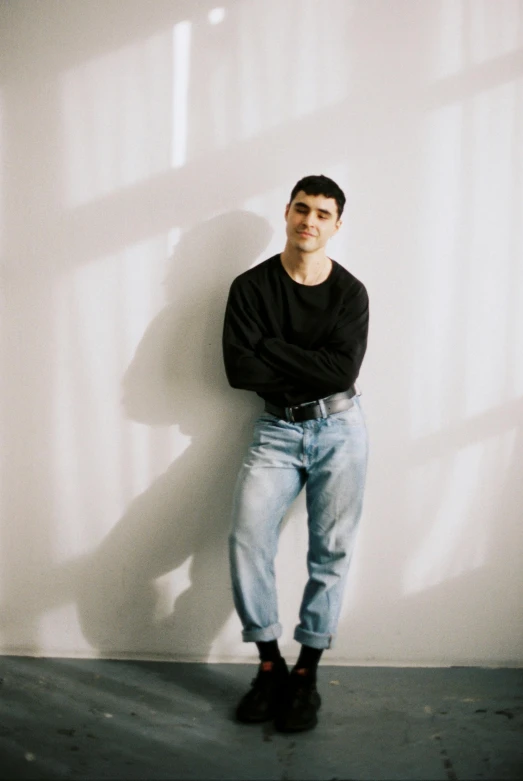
left=0, top=656, right=521, bottom=780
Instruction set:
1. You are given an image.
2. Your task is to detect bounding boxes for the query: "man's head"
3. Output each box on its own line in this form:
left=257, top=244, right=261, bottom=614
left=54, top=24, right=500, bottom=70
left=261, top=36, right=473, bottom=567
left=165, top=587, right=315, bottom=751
left=284, top=175, right=345, bottom=255
left=288, top=175, right=346, bottom=220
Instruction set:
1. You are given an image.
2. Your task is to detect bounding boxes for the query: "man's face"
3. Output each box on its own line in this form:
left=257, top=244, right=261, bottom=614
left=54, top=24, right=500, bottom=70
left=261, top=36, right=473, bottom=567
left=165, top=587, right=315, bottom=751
left=284, top=191, right=341, bottom=254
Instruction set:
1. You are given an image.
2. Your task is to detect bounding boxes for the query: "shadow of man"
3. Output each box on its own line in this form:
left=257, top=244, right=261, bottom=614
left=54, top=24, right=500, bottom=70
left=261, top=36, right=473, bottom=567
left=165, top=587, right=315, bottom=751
left=76, top=210, right=273, bottom=660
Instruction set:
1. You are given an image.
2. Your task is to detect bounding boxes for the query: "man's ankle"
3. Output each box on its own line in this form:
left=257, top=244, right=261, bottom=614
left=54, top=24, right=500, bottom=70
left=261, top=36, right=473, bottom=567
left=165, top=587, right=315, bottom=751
left=291, top=666, right=316, bottom=684
left=256, top=639, right=282, bottom=663
left=292, top=643, right=323, bottom=681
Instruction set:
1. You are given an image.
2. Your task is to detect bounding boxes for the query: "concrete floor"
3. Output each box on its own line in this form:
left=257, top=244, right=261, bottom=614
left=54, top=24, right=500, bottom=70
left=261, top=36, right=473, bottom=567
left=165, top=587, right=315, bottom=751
left=0, top=657, right=521, bottom=780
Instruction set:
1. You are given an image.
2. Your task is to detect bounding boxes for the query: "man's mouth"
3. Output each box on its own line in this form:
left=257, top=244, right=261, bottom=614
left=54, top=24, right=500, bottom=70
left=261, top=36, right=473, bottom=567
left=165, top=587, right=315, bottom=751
left=298, top=231, right=315, bottom=238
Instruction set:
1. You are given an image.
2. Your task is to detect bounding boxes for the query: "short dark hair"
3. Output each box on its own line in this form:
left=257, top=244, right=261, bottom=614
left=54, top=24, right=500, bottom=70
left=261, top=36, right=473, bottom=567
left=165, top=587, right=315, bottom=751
left=289, top=174, right=346, bottom=218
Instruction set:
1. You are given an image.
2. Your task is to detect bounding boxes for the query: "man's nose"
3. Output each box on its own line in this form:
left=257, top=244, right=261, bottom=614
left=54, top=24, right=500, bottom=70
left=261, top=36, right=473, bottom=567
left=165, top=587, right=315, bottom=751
left=301, top=214, right=316, bottom=228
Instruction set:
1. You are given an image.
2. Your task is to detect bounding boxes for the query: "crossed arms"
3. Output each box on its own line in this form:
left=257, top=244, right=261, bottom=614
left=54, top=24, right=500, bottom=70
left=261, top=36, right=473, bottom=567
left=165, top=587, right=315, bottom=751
left=222, top=278, right=369, bottom=400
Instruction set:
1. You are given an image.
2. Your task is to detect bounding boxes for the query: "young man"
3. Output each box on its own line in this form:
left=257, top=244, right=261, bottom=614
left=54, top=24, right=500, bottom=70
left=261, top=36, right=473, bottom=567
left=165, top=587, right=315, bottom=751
left=222, top=175, right=369, bottom=732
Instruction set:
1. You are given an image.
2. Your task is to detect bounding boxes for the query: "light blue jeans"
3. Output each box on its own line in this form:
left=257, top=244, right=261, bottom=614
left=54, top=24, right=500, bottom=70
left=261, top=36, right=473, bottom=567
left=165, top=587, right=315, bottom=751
left=229, top=396, right=368, bottom=650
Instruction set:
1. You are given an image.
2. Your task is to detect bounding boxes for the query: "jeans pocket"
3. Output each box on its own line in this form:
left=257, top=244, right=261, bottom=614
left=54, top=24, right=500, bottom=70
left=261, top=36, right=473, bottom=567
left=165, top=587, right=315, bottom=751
left=330, top=400, right=364, bottom=427
left=255, top=411, right=279, bottom=424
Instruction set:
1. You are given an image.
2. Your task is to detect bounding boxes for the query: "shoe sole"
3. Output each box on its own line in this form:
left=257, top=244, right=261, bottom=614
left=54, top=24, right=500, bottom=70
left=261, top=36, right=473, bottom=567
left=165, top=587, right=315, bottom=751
left=236, top=711, right=276, bottom=724
left=274, top=713, right=318, bottom=732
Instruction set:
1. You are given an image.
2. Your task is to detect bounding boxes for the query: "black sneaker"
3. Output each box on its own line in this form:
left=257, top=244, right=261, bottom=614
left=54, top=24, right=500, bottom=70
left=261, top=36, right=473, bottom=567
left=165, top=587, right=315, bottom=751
left=236, top=657, right=289, bottom=723
left=274, top=669, right=321, bottom=732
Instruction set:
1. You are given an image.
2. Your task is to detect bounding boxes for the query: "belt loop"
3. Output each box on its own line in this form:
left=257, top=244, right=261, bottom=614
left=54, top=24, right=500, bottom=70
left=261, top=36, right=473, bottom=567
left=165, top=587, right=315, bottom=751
left=285, top=406, right=294, bottom=423
left=318, top=399, right=327, bottom=419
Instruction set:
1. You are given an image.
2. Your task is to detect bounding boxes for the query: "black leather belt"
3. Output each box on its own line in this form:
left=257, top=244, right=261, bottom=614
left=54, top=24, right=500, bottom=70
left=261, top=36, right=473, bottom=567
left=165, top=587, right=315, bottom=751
left=265, top=387, right=357, bottom=423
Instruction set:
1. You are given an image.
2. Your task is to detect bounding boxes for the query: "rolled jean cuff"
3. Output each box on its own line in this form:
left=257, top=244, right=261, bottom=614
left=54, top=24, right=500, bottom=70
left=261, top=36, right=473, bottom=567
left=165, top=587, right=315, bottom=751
left=294, top=626, right=334, bottom=650
left=242, top=622, right=282, bottom=643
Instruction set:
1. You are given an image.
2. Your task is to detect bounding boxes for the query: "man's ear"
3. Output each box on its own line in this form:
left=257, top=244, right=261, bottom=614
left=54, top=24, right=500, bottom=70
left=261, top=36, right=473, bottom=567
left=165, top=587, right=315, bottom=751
left=284, top=203, right=290, bottom=219
left=334, top=219, right=342, bottom=233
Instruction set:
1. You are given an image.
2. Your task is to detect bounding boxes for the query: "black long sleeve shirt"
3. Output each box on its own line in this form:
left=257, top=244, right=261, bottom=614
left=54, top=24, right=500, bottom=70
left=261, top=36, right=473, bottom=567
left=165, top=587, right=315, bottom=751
left=222, top=254, right=369, bottom=407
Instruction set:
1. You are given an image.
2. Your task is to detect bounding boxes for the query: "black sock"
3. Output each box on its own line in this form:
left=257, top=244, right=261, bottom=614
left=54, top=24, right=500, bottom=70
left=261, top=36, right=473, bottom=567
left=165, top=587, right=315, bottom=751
left=293, top=644, right=323, bottom=678
left=256, top=640, right=282, bottom=663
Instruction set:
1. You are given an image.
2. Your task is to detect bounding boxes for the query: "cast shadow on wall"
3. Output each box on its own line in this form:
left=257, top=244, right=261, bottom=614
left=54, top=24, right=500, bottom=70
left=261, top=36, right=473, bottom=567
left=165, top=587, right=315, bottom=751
left=76, top=210, right=273, bottom=659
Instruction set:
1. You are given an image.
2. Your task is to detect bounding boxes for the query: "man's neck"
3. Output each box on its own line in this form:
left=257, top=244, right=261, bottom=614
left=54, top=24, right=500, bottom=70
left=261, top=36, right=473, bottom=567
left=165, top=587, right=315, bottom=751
left=280, top=245, right=332, bottom=286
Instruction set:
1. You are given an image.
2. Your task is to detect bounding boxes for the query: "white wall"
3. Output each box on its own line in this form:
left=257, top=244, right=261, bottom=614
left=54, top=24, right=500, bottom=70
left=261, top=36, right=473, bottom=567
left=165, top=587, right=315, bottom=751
left=0, top=0, right=522, bottom=666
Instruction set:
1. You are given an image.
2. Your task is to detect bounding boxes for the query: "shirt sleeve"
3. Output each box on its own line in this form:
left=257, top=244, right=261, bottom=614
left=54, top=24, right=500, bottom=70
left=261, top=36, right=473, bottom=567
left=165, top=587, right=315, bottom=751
left=222, top=278, right=298, bottom=394
left=257, top=284, right=369, bottom=394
